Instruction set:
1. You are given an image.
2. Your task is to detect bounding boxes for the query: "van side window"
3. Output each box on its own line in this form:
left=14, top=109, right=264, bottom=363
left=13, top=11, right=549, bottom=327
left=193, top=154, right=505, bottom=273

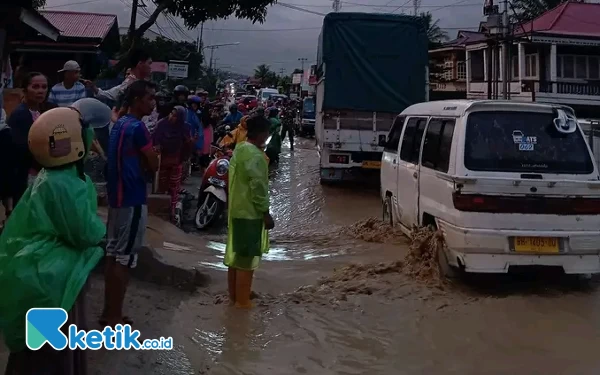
left=400, top=117, right=428, bottom=164
left=385, top=116, right=406, bottom=152
left=421, top=118, right=456, bottom=173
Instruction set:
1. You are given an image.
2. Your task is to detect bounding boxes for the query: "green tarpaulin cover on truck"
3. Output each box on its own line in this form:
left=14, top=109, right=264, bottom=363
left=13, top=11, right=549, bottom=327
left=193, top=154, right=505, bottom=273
left=317, top=12, right=428, bottom=113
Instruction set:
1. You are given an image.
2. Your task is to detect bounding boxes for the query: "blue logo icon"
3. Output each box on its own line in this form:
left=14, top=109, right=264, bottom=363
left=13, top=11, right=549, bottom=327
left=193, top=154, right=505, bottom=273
left=26, top=308, right=69, bottom=350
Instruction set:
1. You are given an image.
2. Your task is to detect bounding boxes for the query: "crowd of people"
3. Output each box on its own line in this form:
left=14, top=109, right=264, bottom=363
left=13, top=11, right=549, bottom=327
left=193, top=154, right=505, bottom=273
left=0, top=47, right=303, bottom=373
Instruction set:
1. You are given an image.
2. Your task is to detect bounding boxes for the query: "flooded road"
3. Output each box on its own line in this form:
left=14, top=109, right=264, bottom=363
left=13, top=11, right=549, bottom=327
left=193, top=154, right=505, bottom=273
left=160, top=138, right=600, bottom=375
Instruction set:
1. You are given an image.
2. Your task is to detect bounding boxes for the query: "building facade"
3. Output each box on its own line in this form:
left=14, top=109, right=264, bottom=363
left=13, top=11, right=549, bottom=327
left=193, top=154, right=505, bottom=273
left=466, top=1, right=600, bottom=118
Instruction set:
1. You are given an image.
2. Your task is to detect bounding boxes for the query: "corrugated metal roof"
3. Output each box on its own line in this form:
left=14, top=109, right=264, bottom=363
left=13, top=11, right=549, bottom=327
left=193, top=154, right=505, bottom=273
left=520, top=1, right=600, bottom=38
left=39, top=10, right=117, bottom=40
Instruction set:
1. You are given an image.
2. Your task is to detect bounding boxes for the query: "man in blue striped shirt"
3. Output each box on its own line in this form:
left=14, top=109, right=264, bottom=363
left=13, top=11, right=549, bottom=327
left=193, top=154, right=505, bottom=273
left=48, top=60, right=88, bottom=107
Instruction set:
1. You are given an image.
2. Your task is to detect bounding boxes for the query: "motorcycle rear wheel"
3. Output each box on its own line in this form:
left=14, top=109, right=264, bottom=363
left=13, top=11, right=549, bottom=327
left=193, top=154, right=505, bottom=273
left=195, top=193, right=225, bottom=230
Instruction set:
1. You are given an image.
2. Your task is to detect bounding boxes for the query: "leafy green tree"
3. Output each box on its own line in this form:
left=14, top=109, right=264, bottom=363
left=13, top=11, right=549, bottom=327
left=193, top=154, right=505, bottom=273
left=124, top=0, right=277, bottom=61
left=278, top=75, right=292, bottom=93
left=254, top=64, right=272, bottom=84
left=510, top=0, right=577, bottom=21
left=121, top=36, right=203, bottom=79
left=419, top=12, right=448, bottom=49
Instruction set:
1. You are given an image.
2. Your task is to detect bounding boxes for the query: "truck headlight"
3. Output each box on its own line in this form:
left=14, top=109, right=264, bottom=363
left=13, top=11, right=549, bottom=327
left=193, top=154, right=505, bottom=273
left=216, top=159, right=230, bottom=176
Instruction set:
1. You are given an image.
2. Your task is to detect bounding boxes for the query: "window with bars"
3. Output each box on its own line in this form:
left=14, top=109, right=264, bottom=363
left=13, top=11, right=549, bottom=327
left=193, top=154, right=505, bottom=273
left=525, top=54, right=538, bottom=78
left=557, top=55, right=600, bottom=80
left=443, top=59, right=454, bottom=81
left=457, top=61, right=466, bottom=80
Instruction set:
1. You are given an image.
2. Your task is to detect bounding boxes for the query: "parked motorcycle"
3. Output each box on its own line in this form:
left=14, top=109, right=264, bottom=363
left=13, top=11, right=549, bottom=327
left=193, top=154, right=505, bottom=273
left=195, top=144, right=232, bottom=229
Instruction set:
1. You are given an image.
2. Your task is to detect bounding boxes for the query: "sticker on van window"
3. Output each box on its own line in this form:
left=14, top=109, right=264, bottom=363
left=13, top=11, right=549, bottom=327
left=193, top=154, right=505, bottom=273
left=512, top=130, right=537, bottom=151
left=518, top=143, right=534, bottom=151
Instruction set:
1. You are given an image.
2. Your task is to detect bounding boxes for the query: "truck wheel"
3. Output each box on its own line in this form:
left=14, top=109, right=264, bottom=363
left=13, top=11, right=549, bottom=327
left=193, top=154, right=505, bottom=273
left=382, top=196, right=393, bottom=226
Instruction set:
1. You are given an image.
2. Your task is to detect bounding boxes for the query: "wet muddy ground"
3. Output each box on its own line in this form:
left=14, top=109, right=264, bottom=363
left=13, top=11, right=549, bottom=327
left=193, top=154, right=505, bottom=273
left=3, top=137, right=600, bottom=374
left=154, top=138, right=600, bottom=374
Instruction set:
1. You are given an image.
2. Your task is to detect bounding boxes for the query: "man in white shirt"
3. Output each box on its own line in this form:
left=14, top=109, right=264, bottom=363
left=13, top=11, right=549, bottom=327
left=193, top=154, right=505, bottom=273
left=48, top=61, right=87, bottom=107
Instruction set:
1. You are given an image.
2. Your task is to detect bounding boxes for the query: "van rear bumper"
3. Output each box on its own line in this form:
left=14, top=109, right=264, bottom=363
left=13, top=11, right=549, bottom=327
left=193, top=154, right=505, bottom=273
left=446, top=249, right=600, bottom=274
left=438, top=219, right=600, bottom=274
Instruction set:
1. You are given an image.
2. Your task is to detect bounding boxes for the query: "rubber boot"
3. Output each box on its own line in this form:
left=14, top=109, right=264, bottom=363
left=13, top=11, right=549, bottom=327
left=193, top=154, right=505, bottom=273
left=234, top=270, right=254, bottom=309
left=227, top=267, right=236, bottom=305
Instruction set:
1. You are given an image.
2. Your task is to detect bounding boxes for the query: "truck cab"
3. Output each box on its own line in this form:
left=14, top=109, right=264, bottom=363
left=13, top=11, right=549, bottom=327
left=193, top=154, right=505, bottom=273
left=298, top=96, right=316, bottom=136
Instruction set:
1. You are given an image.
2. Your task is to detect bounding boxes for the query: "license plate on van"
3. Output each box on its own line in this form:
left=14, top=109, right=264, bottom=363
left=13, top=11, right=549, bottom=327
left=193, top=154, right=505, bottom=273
left=362, top=161, right=381, bottom=169
left=514, top=237, right=559, bottom=253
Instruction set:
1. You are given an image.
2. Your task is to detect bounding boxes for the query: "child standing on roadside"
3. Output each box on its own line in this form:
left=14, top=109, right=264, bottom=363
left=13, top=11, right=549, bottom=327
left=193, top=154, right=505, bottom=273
left=225, top=114, right=275, bottom=308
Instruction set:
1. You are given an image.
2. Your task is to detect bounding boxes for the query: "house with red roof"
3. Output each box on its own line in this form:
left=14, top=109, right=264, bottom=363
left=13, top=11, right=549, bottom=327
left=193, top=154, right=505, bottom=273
left=10, top=10, right=120, bottom=85
left=466, top=1, right=600, bottom=118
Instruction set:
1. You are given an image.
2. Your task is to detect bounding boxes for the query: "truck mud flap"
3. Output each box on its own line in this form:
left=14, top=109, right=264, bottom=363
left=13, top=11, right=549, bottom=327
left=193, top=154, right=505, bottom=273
left=320, top=167, right=379, bottom=183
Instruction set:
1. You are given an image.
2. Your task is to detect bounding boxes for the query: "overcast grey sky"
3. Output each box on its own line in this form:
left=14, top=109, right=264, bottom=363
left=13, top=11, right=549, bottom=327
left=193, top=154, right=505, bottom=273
left=43, top=0, right=485, bottom=75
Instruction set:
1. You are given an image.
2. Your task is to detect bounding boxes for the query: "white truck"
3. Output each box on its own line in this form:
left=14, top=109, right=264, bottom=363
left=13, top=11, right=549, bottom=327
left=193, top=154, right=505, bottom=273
left=315, top=12, right=429, bottom=183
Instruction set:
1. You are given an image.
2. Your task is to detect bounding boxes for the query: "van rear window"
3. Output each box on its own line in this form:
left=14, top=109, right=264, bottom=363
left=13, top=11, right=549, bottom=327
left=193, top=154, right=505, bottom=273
left=464, top=111, right=594, bottom=174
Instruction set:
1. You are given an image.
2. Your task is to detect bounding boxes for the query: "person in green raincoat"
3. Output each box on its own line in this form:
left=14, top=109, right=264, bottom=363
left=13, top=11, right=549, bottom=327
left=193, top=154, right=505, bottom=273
left=265, top=107, right=282, bottom=165
left=225, top=114, right=275, bottom=308
left=0, top=101, right=109, bottom=375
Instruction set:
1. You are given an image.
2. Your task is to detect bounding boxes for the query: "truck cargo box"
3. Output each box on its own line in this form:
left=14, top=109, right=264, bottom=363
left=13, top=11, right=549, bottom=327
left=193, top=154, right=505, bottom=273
left=317, top=12, right=428, bottom=114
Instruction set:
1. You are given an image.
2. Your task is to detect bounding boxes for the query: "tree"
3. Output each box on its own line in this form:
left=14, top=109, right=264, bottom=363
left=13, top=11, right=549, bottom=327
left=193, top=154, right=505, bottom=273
left=121, top=36, right=203, bottom=79
left=254, top=64, right=272, bottom=84
left=510, top=0, right=574, bottom=21
left=32, top=0, right=46, bottom=8
left=278, top=75, right=292, bottom=93
left=124, top=0, right=277, bottom=63
left=419, top=13, right=450, bottom=85
left=420, top=12, right=448, bottom=49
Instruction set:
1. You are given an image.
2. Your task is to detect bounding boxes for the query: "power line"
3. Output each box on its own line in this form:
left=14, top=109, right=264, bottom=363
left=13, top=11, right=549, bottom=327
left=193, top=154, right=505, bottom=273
left=343, top=1, right=479, bottom=7
left=390, top=0, right=414, bottom=13
left=43, top=0, right=101, bottom=8
left=276, top=3, right=328, bottom=15
left=162, top=25, right=322, bottom=32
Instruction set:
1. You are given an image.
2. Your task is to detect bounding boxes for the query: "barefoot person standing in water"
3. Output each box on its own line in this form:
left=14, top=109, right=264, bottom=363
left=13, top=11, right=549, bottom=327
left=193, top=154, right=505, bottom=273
left=225, top=114, right=275, bottom=308
left=102, top=80, right=159, bottom=327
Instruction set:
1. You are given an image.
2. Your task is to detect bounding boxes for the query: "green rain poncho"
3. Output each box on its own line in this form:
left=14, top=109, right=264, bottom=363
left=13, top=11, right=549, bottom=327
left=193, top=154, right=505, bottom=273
left=224, top=141, right=270, bottom=270
left=0, top=166, right=105, bottom=351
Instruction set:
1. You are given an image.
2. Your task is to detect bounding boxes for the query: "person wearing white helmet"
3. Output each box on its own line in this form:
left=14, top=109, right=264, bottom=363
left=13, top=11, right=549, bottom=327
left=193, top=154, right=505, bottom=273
left=0, top=99, right=111, bottom=374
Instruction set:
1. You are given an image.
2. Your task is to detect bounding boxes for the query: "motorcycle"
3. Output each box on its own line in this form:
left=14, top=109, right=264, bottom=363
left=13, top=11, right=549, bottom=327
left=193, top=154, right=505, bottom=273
left=195, top=143, right=232, bottom=230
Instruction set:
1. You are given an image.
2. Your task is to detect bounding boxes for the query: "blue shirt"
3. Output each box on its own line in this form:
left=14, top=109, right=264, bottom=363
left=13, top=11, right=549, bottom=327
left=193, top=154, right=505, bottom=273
left=48, top=82, right=87, bottom=107
left=223, top=111, right=243, bottom=125
left=107, top=114, right=152, bottom=208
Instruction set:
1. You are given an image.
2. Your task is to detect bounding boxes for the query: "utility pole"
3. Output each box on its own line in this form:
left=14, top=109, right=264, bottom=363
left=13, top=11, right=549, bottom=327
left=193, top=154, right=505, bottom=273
left=204, top=42, right=240, bottom=71
left=129, top=0, right=138, bottom=37
left=298, top=57, right=308, bottom=73
left=279, top=68, right=286, bottom=75
left=501, top=0, right=509, bottom=99
left=298, top=57, right=308, bottom=85
left=413, top=0, right=420, bottom=15
left=209, top=47, right=216, bottom=71
left=333, top=0, right=341, bottom=12
left=197, top=22, right=204, bottom=54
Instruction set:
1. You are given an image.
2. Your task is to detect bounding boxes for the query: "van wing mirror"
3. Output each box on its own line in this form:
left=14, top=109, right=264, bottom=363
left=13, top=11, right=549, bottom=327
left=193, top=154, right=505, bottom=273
left=378, top=135, right=388, bottom=147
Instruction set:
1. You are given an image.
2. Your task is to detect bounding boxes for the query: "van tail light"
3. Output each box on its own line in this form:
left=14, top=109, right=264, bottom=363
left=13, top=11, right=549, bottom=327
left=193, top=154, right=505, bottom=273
left=452, top=193, right=600, bottom=215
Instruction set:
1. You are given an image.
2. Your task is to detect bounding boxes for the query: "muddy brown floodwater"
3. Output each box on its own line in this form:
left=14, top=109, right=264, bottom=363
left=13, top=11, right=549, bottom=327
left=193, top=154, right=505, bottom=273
left=157, top=138, right=600, bottom=375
